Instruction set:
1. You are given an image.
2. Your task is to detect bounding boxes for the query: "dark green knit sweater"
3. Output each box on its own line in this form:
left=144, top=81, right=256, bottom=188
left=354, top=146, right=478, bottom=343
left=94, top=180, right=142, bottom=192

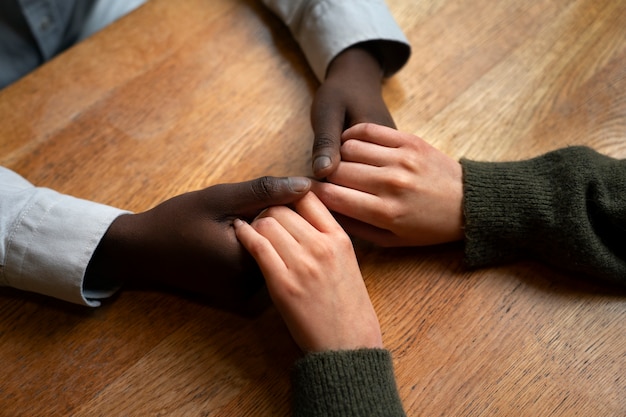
left=462, top=146, right=626, bottom=285
left=289, top=147, right=625, bottom=417
left=292, top=349, right=406, bottom=417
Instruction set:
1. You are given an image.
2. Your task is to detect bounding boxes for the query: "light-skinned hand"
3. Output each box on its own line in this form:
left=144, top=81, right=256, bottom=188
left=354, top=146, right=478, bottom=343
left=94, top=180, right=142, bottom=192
left=314, top=123, right=464, bottom=247
left=233, top=191, right=382, bottom=352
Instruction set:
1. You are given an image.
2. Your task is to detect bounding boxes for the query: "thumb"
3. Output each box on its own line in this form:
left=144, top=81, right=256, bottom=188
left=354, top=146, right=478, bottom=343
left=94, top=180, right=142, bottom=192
left=215, top=176, right=312, bottom=220
left=311, top=92, right=344, bottom=179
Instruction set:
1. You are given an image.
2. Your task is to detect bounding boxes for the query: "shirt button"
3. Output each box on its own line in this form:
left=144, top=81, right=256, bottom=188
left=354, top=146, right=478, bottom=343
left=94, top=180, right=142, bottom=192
left=39, top=15, right=52, bottom=31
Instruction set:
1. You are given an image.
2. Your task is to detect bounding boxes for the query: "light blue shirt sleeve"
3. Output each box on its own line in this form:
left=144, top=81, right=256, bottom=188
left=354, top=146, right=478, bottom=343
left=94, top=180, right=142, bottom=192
left=0, top=167, right=128, bottom=306
left=262, top=0, right=410, bottom=81
left=0, top=0, right=410, bottom=306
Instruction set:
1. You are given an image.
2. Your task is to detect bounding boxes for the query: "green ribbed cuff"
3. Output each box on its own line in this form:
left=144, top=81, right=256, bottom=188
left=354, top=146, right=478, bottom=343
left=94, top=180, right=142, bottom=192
left=292, top=349, right=405, bottom=417
left=461, top=155, right=558, bottom=268
left=461, top=146, right=626, bottom=284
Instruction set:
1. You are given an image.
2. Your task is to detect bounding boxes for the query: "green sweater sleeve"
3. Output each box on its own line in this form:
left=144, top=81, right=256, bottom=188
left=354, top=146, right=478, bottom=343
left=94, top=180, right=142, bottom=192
left=291, top=349, right=406, bottom=417
left=461, top=146, right=626, bottom=285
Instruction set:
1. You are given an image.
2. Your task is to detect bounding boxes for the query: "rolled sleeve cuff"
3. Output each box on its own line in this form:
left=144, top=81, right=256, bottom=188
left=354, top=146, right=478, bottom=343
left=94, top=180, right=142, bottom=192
left=265, top=0, right=410, bottom=81
left=3, top=187, right=128, bottom=306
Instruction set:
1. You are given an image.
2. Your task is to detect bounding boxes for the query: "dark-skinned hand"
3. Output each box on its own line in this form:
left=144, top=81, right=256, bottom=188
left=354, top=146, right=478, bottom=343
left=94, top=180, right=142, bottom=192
left=311, top=43, right=395, bottom=178
left=86, top=176, right=312, bottom=307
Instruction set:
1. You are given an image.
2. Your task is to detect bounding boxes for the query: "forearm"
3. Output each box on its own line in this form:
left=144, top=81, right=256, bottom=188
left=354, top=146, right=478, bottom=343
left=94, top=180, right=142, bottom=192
left=462, top=146, right=626, bottom=285
left=326, top=43, right=384, bottom=83
left=292, top=349, right=406, bottom=417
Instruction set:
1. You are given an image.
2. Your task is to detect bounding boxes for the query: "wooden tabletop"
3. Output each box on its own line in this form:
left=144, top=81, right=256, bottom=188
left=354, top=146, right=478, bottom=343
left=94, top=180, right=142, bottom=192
left=1, top=0, right=625, bottom=415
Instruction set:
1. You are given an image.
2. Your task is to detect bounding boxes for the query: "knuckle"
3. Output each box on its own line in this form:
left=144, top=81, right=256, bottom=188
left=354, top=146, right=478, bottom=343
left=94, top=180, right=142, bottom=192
left=278, top=279, right=306, bottom=300
left=337, top=233, right=355, bottom=251
left=356, top=122, right=380, bottom=137
left=313, top=133, right=339, bottom=152
left=378, top=199, right=402, bottom=225
left=340, top=139, right=358, bottom=153
left=360, top=122, right=377, bottom=133
left=251, top=176, right=280, bottom=201
left=309, top=245, right=335, bottom=264
left=252, top=216, right=277, bottom=232
left=260, top=206, right=285, bottom=219
left=379, top=208, right=398, bottom=226
left=387, top=174, right=407, bottom=191
left=398, top=152, right=419, bottom=170
left=386, top=169, right=416, bottom=192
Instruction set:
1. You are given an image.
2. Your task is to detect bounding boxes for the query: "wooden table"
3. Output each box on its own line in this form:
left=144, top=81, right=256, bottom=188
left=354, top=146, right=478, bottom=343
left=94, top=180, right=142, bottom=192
left=1, top=0, right=624, bottom=415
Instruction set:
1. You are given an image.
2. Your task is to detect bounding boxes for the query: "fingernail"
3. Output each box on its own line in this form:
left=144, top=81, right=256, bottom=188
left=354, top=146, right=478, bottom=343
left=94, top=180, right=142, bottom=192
left=313, top=156, right=331, bottom=173
left=288, top=177, right=311, bottom=192
left=233, top=218, right=244, bottom=228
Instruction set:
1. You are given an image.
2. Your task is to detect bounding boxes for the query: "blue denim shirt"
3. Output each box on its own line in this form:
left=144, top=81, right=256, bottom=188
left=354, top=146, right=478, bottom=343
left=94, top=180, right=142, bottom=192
left=0, top=0, right=96, bottom=88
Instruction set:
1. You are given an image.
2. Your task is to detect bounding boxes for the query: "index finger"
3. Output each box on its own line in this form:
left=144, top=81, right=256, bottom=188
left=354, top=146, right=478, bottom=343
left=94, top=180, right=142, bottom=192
left=341, top=123, right=407, bottom=148
left=294, top=191, right=345, bottom=235
left=233, top=219, right=287, bottom=280
left=311, top=181, right=389, bottom=231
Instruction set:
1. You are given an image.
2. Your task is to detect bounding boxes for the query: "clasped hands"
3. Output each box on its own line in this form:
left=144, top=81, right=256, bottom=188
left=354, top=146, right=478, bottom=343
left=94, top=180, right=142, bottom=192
left=234, top=123, right=464, bottom=351
left=91, top=45, right=464, bottom=352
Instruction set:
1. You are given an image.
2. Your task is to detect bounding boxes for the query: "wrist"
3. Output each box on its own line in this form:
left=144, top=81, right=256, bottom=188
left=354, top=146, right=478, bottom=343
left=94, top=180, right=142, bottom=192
left=326, top=43, right=384, bottom=82
left=86, top=213, right=138, bottom=285
left=446, top=162, right=466, bottom=243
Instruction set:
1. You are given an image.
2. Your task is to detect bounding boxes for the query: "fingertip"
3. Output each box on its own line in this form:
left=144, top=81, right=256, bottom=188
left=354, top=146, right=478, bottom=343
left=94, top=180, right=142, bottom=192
left=245, top=176, right=310, bottom=212
left=233, top=218, right=264, bottom=256
left=341, top=124, right=359, bottom=140
left=287, top=176, right=312, bottom=193
left=342, top=122, right=370, bottom=137
left=313, top=155, right=331, bottom=174
left=232, top=218, right=250, bottom=238
left=312, top=156, right=339, bottom=178
left=349, top=122, right=390, bottom=135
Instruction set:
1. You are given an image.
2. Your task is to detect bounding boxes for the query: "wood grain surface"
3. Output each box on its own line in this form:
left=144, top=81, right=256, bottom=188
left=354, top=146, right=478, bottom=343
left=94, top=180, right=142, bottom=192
left=0, top=0, right=624, bottom=415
